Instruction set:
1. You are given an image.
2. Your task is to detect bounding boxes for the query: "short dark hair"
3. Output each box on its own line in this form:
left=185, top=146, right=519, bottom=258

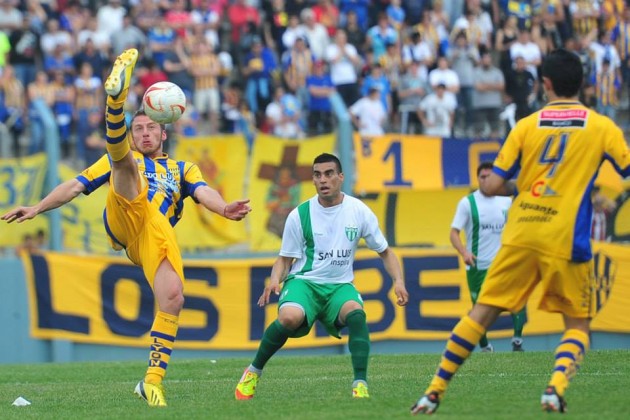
left=131, top=109, right=166, bottom=131
left=541, top=48, right=583, bottom=98
left=477, top=161, right=494, bottom=176
left=313, top=153, right=342, bottom=173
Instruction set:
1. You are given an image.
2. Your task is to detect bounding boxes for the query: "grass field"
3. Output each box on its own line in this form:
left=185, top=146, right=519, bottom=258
left=1, top=350, right=629, bottom=419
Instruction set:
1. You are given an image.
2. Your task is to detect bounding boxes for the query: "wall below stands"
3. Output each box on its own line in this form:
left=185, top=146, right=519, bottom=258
left=3, top=256, right=629, bottom=365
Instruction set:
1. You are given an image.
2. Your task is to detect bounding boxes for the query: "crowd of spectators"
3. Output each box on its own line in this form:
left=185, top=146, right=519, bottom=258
left=1, top=0, right=630, bottom=166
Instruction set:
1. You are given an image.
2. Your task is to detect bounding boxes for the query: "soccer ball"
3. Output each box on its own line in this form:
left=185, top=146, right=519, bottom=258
left=142, top=81, right=186, bottom=124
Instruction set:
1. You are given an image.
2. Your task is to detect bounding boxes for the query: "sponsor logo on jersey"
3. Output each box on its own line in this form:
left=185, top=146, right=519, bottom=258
left=531, top=180, right=557, bottom=197
left=538, top=109, right=588, bottom=128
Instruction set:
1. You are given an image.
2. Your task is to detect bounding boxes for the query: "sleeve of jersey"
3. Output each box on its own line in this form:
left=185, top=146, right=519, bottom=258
left=450, top=197, right=470, bottom=230
left=75, top=154, right=112, bottom=195
left=182, top=162, right=208, bottom=202
left=361, top=205, right=388, bottom=253
left=604, top=125, right=630, bottom=177
left=279, top=210, right=303, bottom=258
left=492, top=128, right=522, bottom=179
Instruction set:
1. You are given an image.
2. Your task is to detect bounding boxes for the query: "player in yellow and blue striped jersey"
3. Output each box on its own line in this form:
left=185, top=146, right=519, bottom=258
left=2, top=49, right=252, bottom=407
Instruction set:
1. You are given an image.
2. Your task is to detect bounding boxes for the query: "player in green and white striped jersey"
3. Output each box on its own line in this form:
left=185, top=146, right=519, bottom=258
left=450, top=162, right=526, bottom=352
left=235, top=153, right=409, bottom=400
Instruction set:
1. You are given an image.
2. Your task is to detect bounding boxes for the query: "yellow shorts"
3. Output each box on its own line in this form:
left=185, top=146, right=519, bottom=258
left=477, top=245, right=594, bottom=319
left=103, top=178, right=184, bottom=287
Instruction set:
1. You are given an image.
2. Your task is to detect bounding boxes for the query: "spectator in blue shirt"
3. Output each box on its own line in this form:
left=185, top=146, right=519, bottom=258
left=244, top=36, right=278, bottom=116
left=339, top=0, right=370, bottom=31
left=305, top=60, right=335, bottom=135
left=361, top=63, right=391, bottom=113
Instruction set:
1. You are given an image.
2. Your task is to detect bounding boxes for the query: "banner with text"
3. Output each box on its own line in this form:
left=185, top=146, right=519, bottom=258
left=247, top=134, right=336, bottom=251
left=353, top=135, right=625, bottom=193
left=23, top=244, right=630, bottom=349
left=0, top=154, right=48, bottom=247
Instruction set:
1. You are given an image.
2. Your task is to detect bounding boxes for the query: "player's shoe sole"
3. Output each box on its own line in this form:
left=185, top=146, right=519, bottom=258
left=541, top=386, right=566, bottom=413
left=411, top=391, right=440, bottom=415
left=105, top=48, right=138, bottom=99
left=235, top=368, right=259, bottom=400
left=134, top=380, right=167, bottom=407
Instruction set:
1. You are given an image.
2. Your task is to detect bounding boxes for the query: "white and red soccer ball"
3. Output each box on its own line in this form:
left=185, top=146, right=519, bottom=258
left=142, top=81, right=186, bottom=124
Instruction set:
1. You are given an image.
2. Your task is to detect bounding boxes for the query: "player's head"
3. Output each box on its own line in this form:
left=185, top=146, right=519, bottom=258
left=541, top=48, right=583, bottom=99
left=477, top=161, right=494, bottom=195
left=312, top=153, right=344, bottom=205
left=130, top=110, right=167, bottom=157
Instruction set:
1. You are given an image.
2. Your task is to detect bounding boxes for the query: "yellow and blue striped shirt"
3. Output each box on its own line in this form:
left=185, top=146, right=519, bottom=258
left=76, top=151, right=208, bottom=227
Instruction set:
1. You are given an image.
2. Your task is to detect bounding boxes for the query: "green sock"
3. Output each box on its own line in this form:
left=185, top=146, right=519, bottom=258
left=479, top=334, right=489, bottom=348
left=252, top=320, right=291, bottom=370
left=512, top=308, right=526, bottom=338
left=346, top=310, right=370, bottom=382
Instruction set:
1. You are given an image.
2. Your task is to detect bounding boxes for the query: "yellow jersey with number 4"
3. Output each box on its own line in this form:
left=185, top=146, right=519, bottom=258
left=493, top=101, right=630, bottom=262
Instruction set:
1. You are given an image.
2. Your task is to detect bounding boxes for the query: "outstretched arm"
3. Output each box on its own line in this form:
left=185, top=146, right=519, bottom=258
left=378, top=247, right=409, bottom=306
left=2, top=179, right=85, bottom=224
left=194, top=185, right=251, bottom=221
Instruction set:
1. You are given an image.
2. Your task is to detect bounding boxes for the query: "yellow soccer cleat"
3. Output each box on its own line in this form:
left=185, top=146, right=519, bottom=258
left=105, top=48, right=138, bottom=100
left=235, top=368, right=259, bottom=400
left=352, top=381, right=370, bottom=398
left=134, top=381, right=167, bottom=407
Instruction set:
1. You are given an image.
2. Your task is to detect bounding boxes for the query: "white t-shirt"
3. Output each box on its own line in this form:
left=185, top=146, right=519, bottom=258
left=325, top=43, right=359, bottom=85
left=509, top=41, right=542, bottom=78
left=281, top=195, right=388, bottom=284
left=451, top=190, right=512, bottom=270
left=349, top=97, right=387, bottom=136
left=428, top=68, right=460, bottom=90
left=419, top=92, right=457, bottom=137
left=265, top=102, right=301, bottom=138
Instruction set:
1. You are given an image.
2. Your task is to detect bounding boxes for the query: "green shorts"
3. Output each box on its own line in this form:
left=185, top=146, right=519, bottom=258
left=466, top=267, right=488, bottom=303
left=278, top=279, right=364, bottom=339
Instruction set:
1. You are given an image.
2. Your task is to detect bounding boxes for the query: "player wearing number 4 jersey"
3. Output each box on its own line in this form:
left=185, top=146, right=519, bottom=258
left=411, top=48, right=630, bottom=415
left=235, top=153, right=409, bottom=401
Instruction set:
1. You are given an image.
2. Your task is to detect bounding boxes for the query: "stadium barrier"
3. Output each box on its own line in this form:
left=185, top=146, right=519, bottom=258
left=19, top=243, right=629, bottom=351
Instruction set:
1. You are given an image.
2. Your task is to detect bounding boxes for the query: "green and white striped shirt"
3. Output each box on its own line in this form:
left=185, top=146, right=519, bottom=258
left=451, top=190, right=512, bottom=270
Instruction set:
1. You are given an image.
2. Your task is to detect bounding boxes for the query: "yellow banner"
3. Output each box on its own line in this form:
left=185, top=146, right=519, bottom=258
left=0, top=154, right=48, bottom=247
left=354, top=134, right=444, bottom=193
left=23, top=245, right=630, bottom=349
left=173, top=136, right=249, bottom=252
left=248, top=134, right=336, bottom=251
left=59, top=164, right=112, bottom=254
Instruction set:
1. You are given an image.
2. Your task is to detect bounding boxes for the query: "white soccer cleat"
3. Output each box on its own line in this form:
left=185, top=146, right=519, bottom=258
left=411, top=391, right=440, bottom=415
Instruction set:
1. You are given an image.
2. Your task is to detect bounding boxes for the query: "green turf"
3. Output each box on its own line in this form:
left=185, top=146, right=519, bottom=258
left=1, top=350, right=628, bottom=419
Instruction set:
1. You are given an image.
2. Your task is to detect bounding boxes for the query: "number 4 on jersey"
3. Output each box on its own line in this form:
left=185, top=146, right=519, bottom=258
left=539, top=133, right=569, bottom=178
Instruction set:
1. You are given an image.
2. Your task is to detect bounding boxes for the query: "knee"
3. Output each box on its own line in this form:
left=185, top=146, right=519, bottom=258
left=277, top=310, right=305, bottom=331
left=344, top=308, right=366, bottom=326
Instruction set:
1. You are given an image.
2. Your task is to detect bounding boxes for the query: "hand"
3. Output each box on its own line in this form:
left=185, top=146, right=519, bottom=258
left=258, top=278, right=281, bottom=307
left=223, top=199, right=252, bottom=221
left=1, top=206, right=39, bottom=224
left=462, top=251, right=476, bottom=267
left=394, top=280, right=409, bottom=306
